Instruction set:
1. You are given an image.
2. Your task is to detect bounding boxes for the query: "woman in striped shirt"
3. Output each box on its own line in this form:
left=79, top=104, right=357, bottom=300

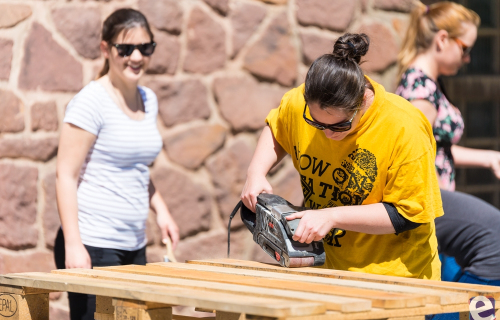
left=54, top=9, right=179, bottom=320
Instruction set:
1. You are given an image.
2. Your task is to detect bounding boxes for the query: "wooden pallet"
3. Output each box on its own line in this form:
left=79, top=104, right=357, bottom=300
left=0, top=259, right=499, bottom=320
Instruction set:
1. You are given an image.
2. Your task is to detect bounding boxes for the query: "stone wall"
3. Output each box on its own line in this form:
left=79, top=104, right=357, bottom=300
left=0, top=0, right=412, bottom=317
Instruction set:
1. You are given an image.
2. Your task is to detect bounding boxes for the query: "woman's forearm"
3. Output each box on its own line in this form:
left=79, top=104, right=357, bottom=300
left=452, top=145, right=496, bottom=168
left=247, top=126, right=287, bottom=176
left=56, top=174, right=82, bottom=245
left=327, top=203, right=395, bottom=234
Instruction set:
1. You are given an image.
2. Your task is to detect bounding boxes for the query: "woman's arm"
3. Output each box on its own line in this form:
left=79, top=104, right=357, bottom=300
left=148, top=181, right=180, bottom=249
left=286, top=203, right=395, bottom=244
left=56, top=123, right=97, bottom=269
left=452, top=145, right=500, bottom=179
left=241, top=126, right=288, bottom=211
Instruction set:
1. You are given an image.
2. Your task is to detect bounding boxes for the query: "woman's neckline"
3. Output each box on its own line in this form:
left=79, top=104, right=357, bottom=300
left=93, top=80, right=147, bottom=122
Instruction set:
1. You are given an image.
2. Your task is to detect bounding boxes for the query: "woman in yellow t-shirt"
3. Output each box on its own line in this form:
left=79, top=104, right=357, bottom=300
left=241, top=33, right=444, bottom=279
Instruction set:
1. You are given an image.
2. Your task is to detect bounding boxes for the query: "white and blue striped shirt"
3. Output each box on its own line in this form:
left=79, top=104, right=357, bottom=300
left=64, top=81, right=162, bottom=250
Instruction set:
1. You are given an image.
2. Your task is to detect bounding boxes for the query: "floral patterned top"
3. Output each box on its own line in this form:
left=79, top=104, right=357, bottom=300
left=395, top=67, right=464, bottom=191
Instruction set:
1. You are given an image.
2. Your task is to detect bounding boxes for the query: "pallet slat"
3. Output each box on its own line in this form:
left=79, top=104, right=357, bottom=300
left=53, top=268, right=371, bottom=313
left=186, top=259, right=500, bottom=300
left=0, top=273, right=325, bottom=318
left=110, top=264, right=425, bottom=309
left=146, top=263, right=466, bottom=306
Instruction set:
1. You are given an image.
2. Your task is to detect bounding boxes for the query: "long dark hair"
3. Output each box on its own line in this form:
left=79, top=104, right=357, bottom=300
left=304, top=33, right=370, bottom=112
left=97, top=8, right=154, bottom=78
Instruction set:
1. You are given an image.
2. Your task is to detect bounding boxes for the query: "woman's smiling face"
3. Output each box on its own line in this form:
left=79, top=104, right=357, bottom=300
left=103, top=26, right=152, bottom=83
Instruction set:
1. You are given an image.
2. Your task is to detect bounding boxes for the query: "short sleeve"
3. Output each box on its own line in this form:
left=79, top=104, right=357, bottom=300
left=64, top=86, right=104, bottom=136
left=402, top=75, right=439, bottom=110
left=265, top=89, right=296, bottom=155
left=383, top=144, right=444, bottom=223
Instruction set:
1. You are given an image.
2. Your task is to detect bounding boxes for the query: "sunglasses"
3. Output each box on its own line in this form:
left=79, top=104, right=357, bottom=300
left=111, top=42, right=156, bottom=57
left=303, top=103, right=359, bottom=132
left=453, top=38, right=472, bottom=57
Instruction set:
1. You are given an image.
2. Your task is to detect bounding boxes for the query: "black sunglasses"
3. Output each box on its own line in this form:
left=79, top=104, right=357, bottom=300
left=303, top=103, right=359, bottom=132
left=111, top=42, right=156, bottom=57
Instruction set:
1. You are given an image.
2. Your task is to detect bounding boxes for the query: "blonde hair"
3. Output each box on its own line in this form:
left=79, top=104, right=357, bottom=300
left=397, top=1, right=480, bottom=80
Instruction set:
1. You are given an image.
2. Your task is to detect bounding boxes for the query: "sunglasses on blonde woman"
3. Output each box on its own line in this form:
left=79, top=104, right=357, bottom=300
left=453, top=38, right=472, bottom=57
left=111, top=42, right=156, bottom=57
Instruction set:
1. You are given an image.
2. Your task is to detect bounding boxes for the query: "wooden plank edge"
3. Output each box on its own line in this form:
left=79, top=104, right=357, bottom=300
left=184, top=259, right=500, bottom=299
left=0, top=273, right=326, bottom=318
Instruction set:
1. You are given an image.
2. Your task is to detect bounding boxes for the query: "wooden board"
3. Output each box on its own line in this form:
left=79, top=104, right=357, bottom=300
left=0, top=273, right=325, bottom=318
left=145, top=263, right=467, bottom=306
left=54, top=268, right=371, bottom=313
left=106, top=264, right=426, bottom=309
left=186, top=259, right=500, bottom=300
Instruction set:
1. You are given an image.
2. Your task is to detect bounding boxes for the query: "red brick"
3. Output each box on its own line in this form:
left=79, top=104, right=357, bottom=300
left=0, top=164, right=39, bottom=250
left=164, top=123, right=227, bottom=170
left=243, top=12, right=297, bottom=86
left=19, top=23, right=83, bottom=92
left=0, top=89, right=24, bottom=133
left=31, top=101, right=58, bottom=132
left=214, top=75, right=287, bottom=132
left=183, top=7, right=226, bottom=74
left=0, top=4, right=32, bottom=28
left=151, top=167, right=211, bottom=239
left=52, top=7, right=101, bottom=59
left=230, top=2, right=266, bottom=57
left=0, top=137, right=58, bottom=161
left=0, top=38, right=13, bottom=80
left=147, top=79, right=210, bottom=127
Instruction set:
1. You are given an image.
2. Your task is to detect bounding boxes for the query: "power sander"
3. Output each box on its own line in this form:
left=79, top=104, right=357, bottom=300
left=227, top=193, right=326, bottom=268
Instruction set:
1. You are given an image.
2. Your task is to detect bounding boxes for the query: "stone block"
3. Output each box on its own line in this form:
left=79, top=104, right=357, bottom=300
left=296, top=0, right=355, bottom=32
left=0, top=164, right=38, bottom=250
left=230, top=2, right=266, bottom=57
left=357, top=22, right=398, bottom=72
left=19, top=23, right=83, bottom=92
left=203, top=0, right=229, bottom=15
left=31, top=101, right=59, bottom=132
left=0, top=38, right=13, bottom=80
left=374, top=0, right=414, bottom=12
left=138, top=0, right=183, bottom=34
left=151, top=167, right=211, bottom=239
left=243, top=12, right=297, bottom=86
left=147, top=32, right=180, bottom=75
left=206, top=137, right=255, bottom=227
left=300, top=32, right=334, bottom=65
left=0, top=251, right=56, bottom=274
left=213, top=75, right=287, bottom=131
left=0, top=89, right=25, bottom=133
left=183, top=7, right=226, bottom=74
left=164, top=123, right=227, bottom=170
left=175, top=229, right=251, bottom=263
left=43, top=172, right=60, bottom=249
left=147, top=79, right=210, bottom=127
left=0, top=137, right=58, bottom=161
left=0, top=4, right=31, bottom=28
left=52, top=7, right=101, bottom=59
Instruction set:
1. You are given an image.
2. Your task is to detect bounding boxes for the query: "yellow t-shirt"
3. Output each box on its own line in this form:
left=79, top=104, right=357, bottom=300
left=265, top=77, right=443, bottom=280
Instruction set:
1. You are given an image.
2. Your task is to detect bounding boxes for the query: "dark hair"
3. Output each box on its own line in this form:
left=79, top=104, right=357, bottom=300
left=97, top=8, right=154, bottom=78
left=304, top=33, right=370, bottom=112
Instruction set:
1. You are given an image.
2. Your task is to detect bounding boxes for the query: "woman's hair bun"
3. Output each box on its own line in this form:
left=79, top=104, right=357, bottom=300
left=332, top=33, right=370, bottom=64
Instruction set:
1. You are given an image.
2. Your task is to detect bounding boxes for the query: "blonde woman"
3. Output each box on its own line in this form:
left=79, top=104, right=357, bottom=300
left=396, top=1, right=500, bottom=294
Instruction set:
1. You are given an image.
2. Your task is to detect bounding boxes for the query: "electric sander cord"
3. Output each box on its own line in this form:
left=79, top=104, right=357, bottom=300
left=227, top=200, right=243, bottom=258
